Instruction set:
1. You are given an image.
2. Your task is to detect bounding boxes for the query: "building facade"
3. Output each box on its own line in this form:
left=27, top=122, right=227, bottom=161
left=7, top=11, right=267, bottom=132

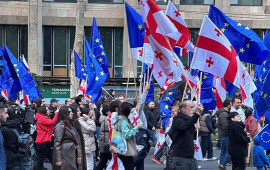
left=0, top=0, right=269, bottom=102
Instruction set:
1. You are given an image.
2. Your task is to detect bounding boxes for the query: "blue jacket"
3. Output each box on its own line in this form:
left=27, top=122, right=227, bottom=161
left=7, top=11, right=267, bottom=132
left=253, top=136, right=270, bottom=168
left=0, top=129, right=7, bottom=170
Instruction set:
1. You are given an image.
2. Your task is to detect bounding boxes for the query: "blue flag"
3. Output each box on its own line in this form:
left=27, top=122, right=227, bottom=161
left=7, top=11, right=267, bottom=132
left=85, top=37, right=106, bottom=104
left=142, top=64, right=154, bottom=104
left=125, top=2, right=145, bottom=48
left=74, top=50, right=87, bottom=80
left=209, top=5, right=268, bottom=65
left=0, top=46, right=16, bottom=99
left=3, top=45, right=41, bottom=102
left=256, top=125, right=270, bottom=150
left=253, top=29, right=270, bottom=101
left=90, top=18, right=110, bottom=79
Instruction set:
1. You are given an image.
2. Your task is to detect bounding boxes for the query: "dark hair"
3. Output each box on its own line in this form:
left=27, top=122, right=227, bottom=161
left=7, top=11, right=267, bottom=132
left=75, top=95, right=84, bottom=105
left=81, top=108, right=90, bottom=117
left=118, top=102, right=131, bottom=117
left=133, top=98, right=138, bottom=107
left=179, top=100, right=189, bottom=111
left=70, top=103, right=80, bottom=119
left=223, top=99, right=231, bottom=107
left=0, top=103, right=8, bottom=114
left=102, top=105, right=110, bottom=116
left=109, top=100, right=121, bottom=112
left=245, top=107, right=253, bottom=118
left=38, top=105, right=47, bottom=116
left=108, top=89, right=115, bottom=97
left=7, top=107, right=17, bottom=120
left=57, top=106, right=71, bottom=125
left=228, top=112, right=239, bottom=120
left=232, top=97, right=242, bottom=103
left=173, top=99, right=181, bottom=106
left=65, top=99, right=70, bottom=105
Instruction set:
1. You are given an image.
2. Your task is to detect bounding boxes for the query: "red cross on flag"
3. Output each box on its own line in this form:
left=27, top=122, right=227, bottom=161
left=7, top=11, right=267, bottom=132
left=128, top=109, right=142, bottom=127
left=166, top=1, right=194, bottom=54
left=1, top=89, right=8, bottom=100
left=133, top=34, right=154, bottom=65
left=77, top=79, right=91, bottom=100
left=214, top=77, right=226, bottom=109
left=140, top=0, right=181, bottom=75
left=154, top=129, right=165, bottom=155
left=193, top=140, right=203, bottom=161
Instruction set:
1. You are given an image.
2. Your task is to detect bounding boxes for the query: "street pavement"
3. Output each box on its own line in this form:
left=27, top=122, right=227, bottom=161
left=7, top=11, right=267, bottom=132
left=45, top=145, right=257, bottom=169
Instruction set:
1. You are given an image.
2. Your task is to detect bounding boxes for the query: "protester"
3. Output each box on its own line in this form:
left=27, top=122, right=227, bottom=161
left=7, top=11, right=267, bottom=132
left=32, top=98, right=42, bottom=114
left=53, top=106, right=82, bottom=170
left=199, top=109, right=217, bottom=161
left=76, top=95, right=88, bottom=110
left=35, top=105, right=58, bottom=169
left=168, top=100, right=203, bottom=170
left=114, top=102, right=142, bottom=170
left=96, top=105, right=111, bottom=170
left=65, top=99, right=72, bottom=106
left=49, top=98, right=59, bottom=119
left=144, top=101, right=157, bottom=146
left=1, top=106, right=20, bottom=169
left=228, top=112, right=250, bottom=170
left=216, top=99, right=232, bottom=170
left=230, top=97, right=245, bottom=123
left=118, top=95, right=126, bottom=103
left=0, top=103, right=8, bottom=170
left=253, top=136, right=270, bottom=170
left=105, top=89, right=115, bottom=105
left=245, top=107, right=258, bottom=167
left=78, top=108, right=96, bottom=170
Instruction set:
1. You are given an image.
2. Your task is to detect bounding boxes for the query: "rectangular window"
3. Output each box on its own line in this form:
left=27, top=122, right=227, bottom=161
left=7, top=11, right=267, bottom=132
left=54, top=27, right=67, bottom=67
left=180, top=0, right=214, bottom=5
left=89, top=0, right=123, bottom=3
left=230, top=0, right=262, bottom=6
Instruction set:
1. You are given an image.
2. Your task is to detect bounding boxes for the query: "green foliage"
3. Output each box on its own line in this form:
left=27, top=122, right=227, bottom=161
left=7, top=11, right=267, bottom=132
left=31, top=73, right=43, bottom=93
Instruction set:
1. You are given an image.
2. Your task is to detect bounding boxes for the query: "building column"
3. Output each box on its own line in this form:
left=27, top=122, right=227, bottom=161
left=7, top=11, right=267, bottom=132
left=263, top=0, right=270, bottom=14
left=28, top=0, right=43, bottom=75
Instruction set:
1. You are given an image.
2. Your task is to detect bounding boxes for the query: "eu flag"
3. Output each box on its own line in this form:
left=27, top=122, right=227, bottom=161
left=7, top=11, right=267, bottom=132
left=209, top=5, right=268, bottom=65
left=85, top=37, right=106, bottom=104
left=74, top=50, right=87, bottom=80
left=142, top=64, right=154, bottom=104
left=3, top=45, right=41, bottom=102
left=256, top=124, right=270, bottom=150
left=0, top=46, right=16, bottom=99
left=253, top=29, right=270, bottom=101
left=90, top=18, right=110, bottom=79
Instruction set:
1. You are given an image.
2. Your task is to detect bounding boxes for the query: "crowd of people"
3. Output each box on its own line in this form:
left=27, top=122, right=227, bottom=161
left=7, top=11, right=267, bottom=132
left=0, top=83, right=270, bottom=170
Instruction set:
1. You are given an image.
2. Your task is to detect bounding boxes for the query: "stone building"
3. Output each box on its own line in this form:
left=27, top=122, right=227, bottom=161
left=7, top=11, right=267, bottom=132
left=0, top=0, right=269, bottom=103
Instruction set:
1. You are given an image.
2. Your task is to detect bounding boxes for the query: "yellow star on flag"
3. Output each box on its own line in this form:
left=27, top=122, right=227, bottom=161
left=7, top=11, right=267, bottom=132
left=263, top=61, right=267, bottom=65
left=165, top=105, right=169, bottom=109
left=203, top=75, right=207, bottom=79
left=13, top=64, right=17, bottom=67
left=100, top=71, right=104, bottom=76
left=264, top=93, right=268, bottom=98
left=254, top=78, right=257, bottom=82
left=260, top=78, right=262, bottom=82
left=240, top=48, right=245, bottom=53
left=101, top=51, right=105, bottom=56
left=245, top=26, right=249, bottom=30
left=250, top=39, right=254, bottom=42
left=237, top=23, right=242, bottom=26
left=83, top=73, right=86, bottom=76
left=224, top=23, right=229, bottom=27
left=166, top=97, right=170, bottom=101
left=81, top=68, right=84, bottom=71
left=261, top=91, right=264, bottom=96
left=221, top=28, right=226, bottom=32
left=16, top=69, right=19, bottom=72
left=168, top=92, right=173, bottom=95
left=263, top=68, right=266, bottom=72
left=91, top=64, right=93, bottom=68
left=98, top=58, right=103, bottom=62
left=246, top=43, right=250, bottom=49
left=99, top=45, right=104, bottom=49
left=95, top=38, right=100, bottom=43
left=95, top=76, right=99, bottom=81
left=138, top=25, right=143, bottom=30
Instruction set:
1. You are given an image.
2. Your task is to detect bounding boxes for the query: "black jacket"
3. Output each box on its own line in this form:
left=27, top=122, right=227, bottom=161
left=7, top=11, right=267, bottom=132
left=217, top=108, right=230, bottom=138
left=144, top=107, right=158, bottom=129
left=0, top=119, right=21, bottom=168
left=169, top=112, right=200, bottom=158
left=228, top=120, right=250, bottom=158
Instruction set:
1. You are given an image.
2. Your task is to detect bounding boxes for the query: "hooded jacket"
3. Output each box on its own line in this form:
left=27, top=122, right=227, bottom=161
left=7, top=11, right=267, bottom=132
left=35, top=112, right=58, bottom=143
left=216, top=108, right=229, bottom=138
left=228, top=120, right=250, bottom=158
left=253, top=136, right=270, bottom=168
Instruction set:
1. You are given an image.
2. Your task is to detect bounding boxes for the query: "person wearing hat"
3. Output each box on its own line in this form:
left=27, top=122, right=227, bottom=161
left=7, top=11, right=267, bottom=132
left=48, top=98, right=59, bottom=119
left=32, top=98, right=42, bottom=114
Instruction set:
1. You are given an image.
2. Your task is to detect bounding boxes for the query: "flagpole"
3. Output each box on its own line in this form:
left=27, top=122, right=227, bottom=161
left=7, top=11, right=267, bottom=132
left=125, top=64, right=131, bottom=100
left=102, top=87, right=113, bottom=98
left=196, top=72, right=203, bottom=144
left=131, top=57, right=138, bottom=102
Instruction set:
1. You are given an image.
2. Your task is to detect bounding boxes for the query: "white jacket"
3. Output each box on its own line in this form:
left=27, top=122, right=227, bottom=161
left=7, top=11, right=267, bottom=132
left=78, top=117, right=96, bottom=153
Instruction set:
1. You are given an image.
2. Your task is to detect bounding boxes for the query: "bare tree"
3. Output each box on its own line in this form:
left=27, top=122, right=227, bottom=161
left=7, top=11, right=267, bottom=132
left=70, top=0, right=86, bottom=97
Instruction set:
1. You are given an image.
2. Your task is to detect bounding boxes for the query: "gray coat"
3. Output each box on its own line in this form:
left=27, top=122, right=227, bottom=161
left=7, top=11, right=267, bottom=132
left=217, top=108, right=229, bottom=138
left=99, top=115, right=110, bottom=153
left=53, top=121, right=82, bottom=170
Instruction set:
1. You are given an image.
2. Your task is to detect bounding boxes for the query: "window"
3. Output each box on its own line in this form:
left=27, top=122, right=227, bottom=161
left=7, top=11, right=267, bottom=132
left=43, top=0, right=76, bottom=2
left=0, top=25, right=28, bottom=60
left=180, top=0, right=214, bottom=5
left=89, top=0, right=123, bottom=4
left=230, top=0, right=262, bottom=6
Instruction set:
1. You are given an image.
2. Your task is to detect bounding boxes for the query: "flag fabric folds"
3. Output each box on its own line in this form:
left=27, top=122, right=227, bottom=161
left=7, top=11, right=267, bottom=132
left=91, top=18, right=110, bottom=79
left=3, top=45, right=41, bottom=102
left=209, top=5, right=268, bottom=65
left=142, top=64, right=154, bottom=103
left=214, top=77, right=226, bottom=109
left=85, top=37, right=106, bottom=104
left=74, top=50, right=87, bottom=80
left=256, top=124, right=270, bottom=150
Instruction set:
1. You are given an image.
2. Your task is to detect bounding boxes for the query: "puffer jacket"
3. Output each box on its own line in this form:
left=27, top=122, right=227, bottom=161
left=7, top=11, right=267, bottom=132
left=99, top=115, right=110, bottom=153
left=253, top=136, right=270, bottom=168
left=35, top=112, right=58, bottom=143
left=78, top=117, right=96, bottom=153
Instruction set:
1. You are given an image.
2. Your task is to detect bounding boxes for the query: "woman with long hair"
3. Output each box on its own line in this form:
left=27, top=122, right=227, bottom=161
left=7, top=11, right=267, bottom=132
left=53, top=106, right=82, bottom=170
left=114, top=102, right=142, bottom=170
left=35, top=105, right=58, bottom=169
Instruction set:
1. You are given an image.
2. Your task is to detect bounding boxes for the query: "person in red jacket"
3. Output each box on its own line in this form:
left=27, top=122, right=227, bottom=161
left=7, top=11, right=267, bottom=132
left=35, top=105, right=58, bottom=170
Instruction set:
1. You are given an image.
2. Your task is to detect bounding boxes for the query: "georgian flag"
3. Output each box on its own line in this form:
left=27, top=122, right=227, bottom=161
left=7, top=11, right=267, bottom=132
left=77, top=79, right=91, bottom=100
left=1, top=89, right=8, bottom=100
left=191, top=16, right=256, bottom=106
left=166, top=1, right=194, bottom=53
left=19, top=90, right=30, bottom=106
left=154, top=129, right=165, bottom=155
left=128, top=109, right=142, bottom=127
left=106, top=154, right=124, bottom=170
left=214, top=77, right=226, bottom=109
left=194, top=140, right=203, bottom=161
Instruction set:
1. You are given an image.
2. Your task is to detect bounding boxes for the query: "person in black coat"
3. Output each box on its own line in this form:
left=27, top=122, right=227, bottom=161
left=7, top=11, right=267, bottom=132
left=228, top=112, right=250, bottom=170
left=144, top=101, right=157, bottom=146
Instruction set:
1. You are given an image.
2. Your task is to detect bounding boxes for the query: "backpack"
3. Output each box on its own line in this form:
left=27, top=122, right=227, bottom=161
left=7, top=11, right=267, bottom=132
left=11, top=128, right=35, bottom=169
